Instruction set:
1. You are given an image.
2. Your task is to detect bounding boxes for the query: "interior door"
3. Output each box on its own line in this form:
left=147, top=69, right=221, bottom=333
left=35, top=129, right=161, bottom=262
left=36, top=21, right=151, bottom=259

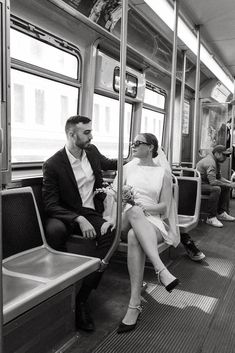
left=199, top=102, right=231, bottom=179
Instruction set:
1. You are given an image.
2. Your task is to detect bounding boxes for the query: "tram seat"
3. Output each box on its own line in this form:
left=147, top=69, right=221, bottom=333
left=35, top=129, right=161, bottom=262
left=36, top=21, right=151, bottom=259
left=173, top=168, right=201, bottom=233
left=2, top=186, right=100, bottom=324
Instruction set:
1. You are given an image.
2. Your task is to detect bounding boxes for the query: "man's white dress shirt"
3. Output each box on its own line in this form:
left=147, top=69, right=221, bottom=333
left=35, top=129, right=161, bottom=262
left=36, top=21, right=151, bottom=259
left=65, top=146, right=95, bottom=210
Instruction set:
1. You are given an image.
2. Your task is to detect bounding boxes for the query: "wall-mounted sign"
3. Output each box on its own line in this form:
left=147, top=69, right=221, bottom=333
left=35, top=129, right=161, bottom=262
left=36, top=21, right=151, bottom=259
left=182, top=100, right=190, bottom=135
left=113, top=67, right=138, bottom=98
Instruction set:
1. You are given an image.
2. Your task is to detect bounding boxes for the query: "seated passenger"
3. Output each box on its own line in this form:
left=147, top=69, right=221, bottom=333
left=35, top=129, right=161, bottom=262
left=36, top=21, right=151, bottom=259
left=196, top=144, right=235, bottom=227
left=108, top=133, right=180, bottom=333
left=42, top=115, right=117, bottom=332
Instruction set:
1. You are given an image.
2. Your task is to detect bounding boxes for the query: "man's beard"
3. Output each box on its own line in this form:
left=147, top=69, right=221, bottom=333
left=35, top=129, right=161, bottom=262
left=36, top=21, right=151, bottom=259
left=76, top=140, right=91, bottom=149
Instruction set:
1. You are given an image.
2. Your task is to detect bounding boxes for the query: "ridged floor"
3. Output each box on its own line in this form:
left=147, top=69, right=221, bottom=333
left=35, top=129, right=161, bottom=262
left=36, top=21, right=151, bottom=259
left=92, top=249, right=235, bottom=353
left=92, top=203, right=235, bottom=353
left=69, top=200, right=235, bottom=353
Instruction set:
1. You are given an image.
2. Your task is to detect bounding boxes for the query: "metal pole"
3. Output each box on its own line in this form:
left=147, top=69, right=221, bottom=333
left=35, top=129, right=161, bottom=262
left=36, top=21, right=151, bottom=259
left=116, top=0, right=127, bottom=240
left=230, top=77, right=235, bottom=176
left=179, top=50, right=187, bottom=164
left=167, top=0, right=179, bottom=167
left=102, top=0, right=128, bottom=266
left=0, top=0, right=9, bottom=350
left=192, top=25, right=201, bottom=168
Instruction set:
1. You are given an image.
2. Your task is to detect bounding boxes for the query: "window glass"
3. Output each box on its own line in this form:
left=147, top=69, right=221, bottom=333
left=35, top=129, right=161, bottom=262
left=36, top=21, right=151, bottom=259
left=35, top=89, right=45, bottom=124
left=144, top=88, right=165, bottom=109
left=140, top=108, right=164, bottom=146
left=11, top=69, right=78, bottom=163
left=13, top=83, right=25, bottom=122
left=92, top=94, right=132, bottom=158
left=10, top=29, right=78, bottom=78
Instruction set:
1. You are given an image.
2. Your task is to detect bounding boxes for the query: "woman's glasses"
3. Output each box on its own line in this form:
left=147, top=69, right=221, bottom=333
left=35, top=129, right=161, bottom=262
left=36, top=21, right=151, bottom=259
left=131, top=141, right=150, bottom=148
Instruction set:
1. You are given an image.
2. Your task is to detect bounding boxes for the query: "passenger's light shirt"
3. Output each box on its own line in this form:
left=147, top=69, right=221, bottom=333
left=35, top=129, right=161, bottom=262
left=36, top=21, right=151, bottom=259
left=65, top=146, right=95, bottom=209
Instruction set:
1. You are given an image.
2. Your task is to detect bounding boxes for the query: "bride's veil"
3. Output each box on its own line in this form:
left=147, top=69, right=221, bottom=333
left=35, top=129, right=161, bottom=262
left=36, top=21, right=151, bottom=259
left=153, top=147, right=180, bottom=247
left=153, top=146, right=171, bottom=172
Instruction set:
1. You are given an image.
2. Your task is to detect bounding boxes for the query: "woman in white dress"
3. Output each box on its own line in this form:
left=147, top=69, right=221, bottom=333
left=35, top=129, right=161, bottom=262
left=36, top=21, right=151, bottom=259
left=111, top=133, right=180, bottom=333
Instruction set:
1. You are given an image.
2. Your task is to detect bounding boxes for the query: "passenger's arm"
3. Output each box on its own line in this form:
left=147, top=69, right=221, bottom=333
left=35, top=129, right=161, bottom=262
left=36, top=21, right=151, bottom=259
left=143, top=202, right=166, bottom=215
left=97, top=148, right=117, bottom=170
left=220, top=177, right=235, bottom=188
left=42, top=161, right=80, bottom=223
left=74, top=216, right=97, bottom=239
left=207, top=165, right=235, bottom=187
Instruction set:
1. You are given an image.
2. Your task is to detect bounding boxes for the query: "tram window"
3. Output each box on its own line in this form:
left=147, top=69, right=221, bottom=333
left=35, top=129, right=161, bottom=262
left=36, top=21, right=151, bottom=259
left=10, top=25, right=80, bottom=165
left=11, top=69, right=78, bottom=163
left=10, top=29, right=78, bottom=78
left=140, top=108, right=164, bottom=145
left=144, top=88, right=165, bottom=109
left=92, top=94, right=132, bottom=158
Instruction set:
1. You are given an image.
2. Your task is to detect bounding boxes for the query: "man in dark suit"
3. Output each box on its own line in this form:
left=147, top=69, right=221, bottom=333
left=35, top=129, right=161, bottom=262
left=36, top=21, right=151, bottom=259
left=42, top=115, right=117, bottom=332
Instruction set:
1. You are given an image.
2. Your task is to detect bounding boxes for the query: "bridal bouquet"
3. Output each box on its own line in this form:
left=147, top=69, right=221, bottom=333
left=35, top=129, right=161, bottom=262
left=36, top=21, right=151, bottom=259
left=95, top=183, right=148, bottom=215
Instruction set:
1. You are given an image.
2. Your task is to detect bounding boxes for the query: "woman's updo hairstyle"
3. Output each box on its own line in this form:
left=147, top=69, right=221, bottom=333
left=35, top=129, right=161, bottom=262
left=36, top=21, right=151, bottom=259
left=141, top=133, right=159, bottom=158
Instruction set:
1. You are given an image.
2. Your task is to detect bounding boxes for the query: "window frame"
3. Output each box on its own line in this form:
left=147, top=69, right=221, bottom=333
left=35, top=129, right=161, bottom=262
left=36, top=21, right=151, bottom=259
left=10, top=16, right=82, bottom=169
left=142, top=82, right=167, bottom=146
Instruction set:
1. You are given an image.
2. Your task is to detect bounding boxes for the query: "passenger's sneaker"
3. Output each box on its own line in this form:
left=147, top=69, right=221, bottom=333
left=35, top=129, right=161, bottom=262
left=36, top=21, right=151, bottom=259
left=217, top=211, right=235, bottom=221
left=206, top=216, right=223, bottom=227
left=183, top=241, right=206, bottom=262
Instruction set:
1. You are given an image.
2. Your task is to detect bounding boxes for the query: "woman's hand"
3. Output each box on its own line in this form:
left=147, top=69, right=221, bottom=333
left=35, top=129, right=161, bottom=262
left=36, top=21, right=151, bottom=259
left=135, top=202, right=150, bottom=216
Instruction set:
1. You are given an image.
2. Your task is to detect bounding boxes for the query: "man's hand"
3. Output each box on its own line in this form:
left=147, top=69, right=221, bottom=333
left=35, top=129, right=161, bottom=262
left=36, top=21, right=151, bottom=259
left=230, top=182, right=235, bottom=189
left=75, top=216, right=96, bottom=239
left=100, top=221, right=115, bottom=235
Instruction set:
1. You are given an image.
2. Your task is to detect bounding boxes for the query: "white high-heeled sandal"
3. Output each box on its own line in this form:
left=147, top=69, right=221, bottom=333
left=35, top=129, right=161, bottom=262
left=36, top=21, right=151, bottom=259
left=156, top=268, right=179, bottom=293
left=117, top=304, right=143, bottom=334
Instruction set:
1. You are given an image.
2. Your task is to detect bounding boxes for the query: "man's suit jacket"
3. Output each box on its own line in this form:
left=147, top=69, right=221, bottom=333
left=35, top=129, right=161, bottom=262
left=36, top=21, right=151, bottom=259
left=42, top=145, right=117, bottom=225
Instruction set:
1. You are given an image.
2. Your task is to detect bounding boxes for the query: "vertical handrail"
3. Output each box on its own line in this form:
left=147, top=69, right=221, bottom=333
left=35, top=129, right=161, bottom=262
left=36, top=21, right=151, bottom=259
left=167, top=0, right=179, bottom=167
left=179, top=50, right=187, bottom=164
left=230, top=77, right=235, bottom=175
left=101, top=0, right=128, bottom=267
left=192, top=25, right=201, bottom=168
left=0, top=1, right=5, bottom=351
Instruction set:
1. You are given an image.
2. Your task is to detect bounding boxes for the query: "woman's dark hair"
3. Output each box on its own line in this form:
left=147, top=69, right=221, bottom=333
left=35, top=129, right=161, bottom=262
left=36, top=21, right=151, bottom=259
left=141, top=133, right=159, bottom=158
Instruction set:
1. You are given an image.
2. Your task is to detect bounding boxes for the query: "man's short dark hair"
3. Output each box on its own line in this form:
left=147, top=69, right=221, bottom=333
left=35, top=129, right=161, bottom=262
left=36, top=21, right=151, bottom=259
left=65, top=115, right=91, bottom=133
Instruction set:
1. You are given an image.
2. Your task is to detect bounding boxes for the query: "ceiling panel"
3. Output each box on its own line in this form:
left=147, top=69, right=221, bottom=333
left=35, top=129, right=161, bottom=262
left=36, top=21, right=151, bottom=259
left=178, top=0, right=235, bottom=76
left=131, top=0, right=235, bottom=77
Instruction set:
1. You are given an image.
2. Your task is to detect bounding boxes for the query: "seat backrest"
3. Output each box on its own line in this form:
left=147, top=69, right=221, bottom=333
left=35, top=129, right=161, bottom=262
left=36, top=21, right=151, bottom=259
left=172, top=167, right=200, bottom=177
left=175, top=169, right=201, bottom=217
left=172, top=173, right=179, bottom=207
left=2, top=187, right=45, bottom=259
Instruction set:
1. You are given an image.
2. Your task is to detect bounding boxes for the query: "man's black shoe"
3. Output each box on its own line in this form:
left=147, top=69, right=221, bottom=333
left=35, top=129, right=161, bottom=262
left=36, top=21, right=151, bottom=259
left=76, top=302, right=95, bottom=332
left=183, top=241, right=205, bottom=262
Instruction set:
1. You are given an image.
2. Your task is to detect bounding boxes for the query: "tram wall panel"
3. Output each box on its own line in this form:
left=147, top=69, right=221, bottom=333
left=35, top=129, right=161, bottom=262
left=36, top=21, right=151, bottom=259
left=3, top=286, right=77, bottom=353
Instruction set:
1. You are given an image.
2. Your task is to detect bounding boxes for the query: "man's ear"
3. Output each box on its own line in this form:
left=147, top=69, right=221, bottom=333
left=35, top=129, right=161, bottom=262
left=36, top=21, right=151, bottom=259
left=68, top=130, right=74, bottom=138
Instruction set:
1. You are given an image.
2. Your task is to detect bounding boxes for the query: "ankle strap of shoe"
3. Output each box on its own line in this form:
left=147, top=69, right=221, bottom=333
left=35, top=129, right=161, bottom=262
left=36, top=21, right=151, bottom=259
left=128, top=304, right=143, bottom=312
